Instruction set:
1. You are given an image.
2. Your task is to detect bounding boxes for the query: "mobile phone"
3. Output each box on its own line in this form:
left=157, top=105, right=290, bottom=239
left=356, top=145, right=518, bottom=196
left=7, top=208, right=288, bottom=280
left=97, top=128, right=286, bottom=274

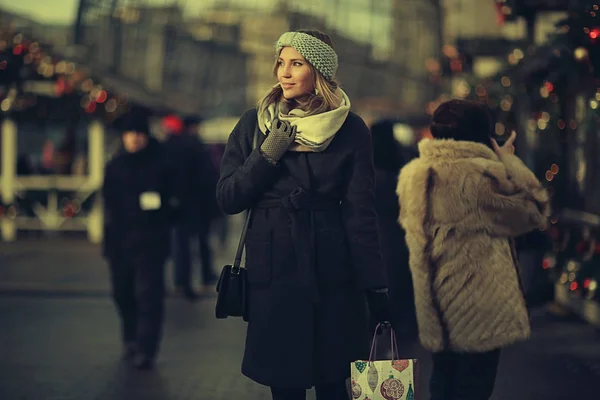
left=493, top=135, right=507, bottom=146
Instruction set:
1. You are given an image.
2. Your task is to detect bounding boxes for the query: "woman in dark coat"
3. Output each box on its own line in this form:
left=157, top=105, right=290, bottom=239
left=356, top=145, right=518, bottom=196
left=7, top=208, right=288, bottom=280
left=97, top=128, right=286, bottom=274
left=216, top=29, right=391, bottom=400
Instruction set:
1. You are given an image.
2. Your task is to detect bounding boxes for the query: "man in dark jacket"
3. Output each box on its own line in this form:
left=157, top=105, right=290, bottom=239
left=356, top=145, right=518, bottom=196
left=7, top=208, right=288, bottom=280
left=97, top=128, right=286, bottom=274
left=102, top=109, right=182, bottom=370
left=163, top=115, right=219, bottom=300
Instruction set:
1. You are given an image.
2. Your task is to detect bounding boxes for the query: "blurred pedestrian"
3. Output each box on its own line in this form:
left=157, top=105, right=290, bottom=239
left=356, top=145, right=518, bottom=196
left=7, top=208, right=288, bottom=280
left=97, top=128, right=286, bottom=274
left=371, top=120, right=417, bottom=341
left=217, top=29, right=391, bottom=400
left=182, top=116, right=220, bottom=284
left=163, top=115, right=219, bottom=301
left=102, top=109, right=182, bottom=370
left=208, top=141, right=230, bottom=249
left=515, top=229, right=553, bottom=307
left=397, top=99, right=550, bottom=399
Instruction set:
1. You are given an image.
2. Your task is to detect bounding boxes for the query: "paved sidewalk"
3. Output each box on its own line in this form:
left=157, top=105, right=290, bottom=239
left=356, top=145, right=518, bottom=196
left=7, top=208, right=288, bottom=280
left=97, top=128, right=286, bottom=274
left=0, top=295, right=598, bottom=399
left=0, top=237, right=222, bottom=296
left=0, top=214, right=246, bottom=296
left=0, top=226, right=599, bottom=399
left=0, top=296, right=273, bottom=400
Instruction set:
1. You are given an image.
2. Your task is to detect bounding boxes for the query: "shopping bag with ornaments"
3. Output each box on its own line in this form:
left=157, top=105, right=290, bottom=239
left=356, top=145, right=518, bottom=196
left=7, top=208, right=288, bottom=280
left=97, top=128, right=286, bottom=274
left=350, top=324, right=417, bottom=400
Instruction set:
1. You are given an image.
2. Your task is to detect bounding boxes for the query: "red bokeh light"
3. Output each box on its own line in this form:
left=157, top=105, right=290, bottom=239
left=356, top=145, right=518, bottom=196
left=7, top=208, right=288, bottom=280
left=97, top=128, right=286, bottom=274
left=162, top=115, right=184, bottom=134
left=96, top=90, right=107, bottom=103
left=85, top=101, right=97, bottom=113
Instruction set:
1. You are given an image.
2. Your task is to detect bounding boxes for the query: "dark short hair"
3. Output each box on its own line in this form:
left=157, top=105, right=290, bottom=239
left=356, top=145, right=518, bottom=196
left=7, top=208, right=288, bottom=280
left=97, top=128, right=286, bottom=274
left=430, top=99, right=493, bottom=146
left=371, top=120, right=404, bottom=172
left=114, top=109, right=150, bottom=135
left=183, top=116, right=203, bottom=127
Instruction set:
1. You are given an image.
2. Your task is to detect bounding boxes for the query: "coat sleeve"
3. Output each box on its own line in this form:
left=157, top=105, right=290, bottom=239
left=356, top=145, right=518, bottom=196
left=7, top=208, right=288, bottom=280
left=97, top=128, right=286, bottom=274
left=341, top=120, right=388, bottom=290
left=101, top=161, right=119, bottom=258
left=475, top=153, right=550, bottom=237
left=216, top=110, right=280, bottom=215
left=102, top=161, right=117, bottom=223
left=164, top=156, right=187, bottom=225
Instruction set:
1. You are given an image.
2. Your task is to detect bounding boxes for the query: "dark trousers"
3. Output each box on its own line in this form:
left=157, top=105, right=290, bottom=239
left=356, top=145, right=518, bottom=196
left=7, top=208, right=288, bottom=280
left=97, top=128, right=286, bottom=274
left=212, top=214, right=229, bottom=247
left=109, top=255, right=166, bottom=358
left=430, top=349, right=501, bottom=400
left=270, top=381, right=348, bottom=400
left=172, top=223, right=214, bottom=287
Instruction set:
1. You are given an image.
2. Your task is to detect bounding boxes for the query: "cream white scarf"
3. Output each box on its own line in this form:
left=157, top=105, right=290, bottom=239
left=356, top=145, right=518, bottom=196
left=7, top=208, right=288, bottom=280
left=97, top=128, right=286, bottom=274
left=257, top=88, right=351, bottom=152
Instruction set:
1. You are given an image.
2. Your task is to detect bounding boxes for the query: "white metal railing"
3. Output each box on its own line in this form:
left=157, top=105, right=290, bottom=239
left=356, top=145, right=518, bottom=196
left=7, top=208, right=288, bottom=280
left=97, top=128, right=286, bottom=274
left=0, top=119, right=105, bottom=243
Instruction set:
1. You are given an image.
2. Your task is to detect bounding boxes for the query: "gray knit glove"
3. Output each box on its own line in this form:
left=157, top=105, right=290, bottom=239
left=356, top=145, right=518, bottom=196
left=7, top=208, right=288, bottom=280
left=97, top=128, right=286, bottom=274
left=260, top=118, right=296, bottom=163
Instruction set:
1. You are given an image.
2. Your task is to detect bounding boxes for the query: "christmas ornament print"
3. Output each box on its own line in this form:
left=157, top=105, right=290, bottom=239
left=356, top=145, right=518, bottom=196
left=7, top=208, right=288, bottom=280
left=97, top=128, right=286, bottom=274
left=355, top=361, right=367, bottom=374
left=367, top=363, right=379, bottom=392
left=406, top=383, right=415, bottom=400
left=392, top=359, right=410, bottom=373
left=380, top=375, right=404, bottom=400
left=351, top=380, right=362, bottom=399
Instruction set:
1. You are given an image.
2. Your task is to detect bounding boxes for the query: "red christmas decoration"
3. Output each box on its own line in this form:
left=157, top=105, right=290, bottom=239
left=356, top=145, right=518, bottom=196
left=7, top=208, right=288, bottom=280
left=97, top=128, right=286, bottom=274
left=391, top=359, right=410, bottom=373
left=380, top=376, right=404, bottom=400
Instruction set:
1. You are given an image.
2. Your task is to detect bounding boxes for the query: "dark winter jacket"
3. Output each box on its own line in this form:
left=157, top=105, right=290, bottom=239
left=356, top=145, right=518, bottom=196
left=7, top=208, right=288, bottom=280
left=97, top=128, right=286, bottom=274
left=216, top=109, right=387, bottom=388
left=163, top=133, right=219, bottom=231
left=102, top=138, right=182, bottom=260
left=375, top=169, right=416, bottom=335
left=371, top=127, right=416, bottom=337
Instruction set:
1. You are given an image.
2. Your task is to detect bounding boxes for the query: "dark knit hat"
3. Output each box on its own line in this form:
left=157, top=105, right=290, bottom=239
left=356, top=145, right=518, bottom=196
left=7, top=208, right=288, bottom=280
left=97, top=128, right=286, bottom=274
left=183, top=115, right=203, bottom=127
left=371, top=120, right=404, bottom=172
left=430, top=99, right=493, bottom=146
left=114, top=109, right=150, bottom=135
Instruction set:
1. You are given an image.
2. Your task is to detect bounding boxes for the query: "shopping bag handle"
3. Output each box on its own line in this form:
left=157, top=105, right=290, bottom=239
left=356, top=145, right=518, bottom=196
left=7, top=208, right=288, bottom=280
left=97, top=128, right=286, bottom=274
left=368, top=323, right=400, bottom=363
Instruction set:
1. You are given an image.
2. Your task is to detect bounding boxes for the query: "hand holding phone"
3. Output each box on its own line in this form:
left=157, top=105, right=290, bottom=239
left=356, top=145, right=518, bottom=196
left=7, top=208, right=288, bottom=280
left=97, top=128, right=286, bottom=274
left=491, top=130, right=516, bottom=157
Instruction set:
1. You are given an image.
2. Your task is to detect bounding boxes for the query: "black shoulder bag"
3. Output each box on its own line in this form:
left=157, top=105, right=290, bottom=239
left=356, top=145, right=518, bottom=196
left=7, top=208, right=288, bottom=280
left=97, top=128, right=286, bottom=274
left=215, top=126, right=259, bottom=322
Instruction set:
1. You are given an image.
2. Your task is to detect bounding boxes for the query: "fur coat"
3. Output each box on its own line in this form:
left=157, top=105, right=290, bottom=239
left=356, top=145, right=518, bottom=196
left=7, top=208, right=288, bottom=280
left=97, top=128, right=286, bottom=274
left=396, top=139, right=550, bottom=353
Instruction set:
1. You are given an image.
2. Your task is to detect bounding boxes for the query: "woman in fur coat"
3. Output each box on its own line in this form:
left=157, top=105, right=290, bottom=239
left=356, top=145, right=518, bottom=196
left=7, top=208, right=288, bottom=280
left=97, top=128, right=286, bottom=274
left=396, top=100, right=550, bottom=400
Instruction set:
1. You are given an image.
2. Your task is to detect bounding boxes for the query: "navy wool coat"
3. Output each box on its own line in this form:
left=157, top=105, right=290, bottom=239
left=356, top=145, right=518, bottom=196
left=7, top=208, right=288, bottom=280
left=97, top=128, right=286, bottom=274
left=216, top=109, right=387, bottom=388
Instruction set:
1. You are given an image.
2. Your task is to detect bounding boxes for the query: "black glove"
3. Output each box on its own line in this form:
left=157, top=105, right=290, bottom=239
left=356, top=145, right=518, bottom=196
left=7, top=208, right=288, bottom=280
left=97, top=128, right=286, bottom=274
left=260, top=118, right=296, bottom=162
left=366, top=288, right=392, bottom=332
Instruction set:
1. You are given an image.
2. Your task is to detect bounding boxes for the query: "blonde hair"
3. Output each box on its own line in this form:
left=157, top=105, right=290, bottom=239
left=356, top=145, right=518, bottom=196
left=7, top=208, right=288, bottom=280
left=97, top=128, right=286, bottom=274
left=257, top=29, right=341, bottom=118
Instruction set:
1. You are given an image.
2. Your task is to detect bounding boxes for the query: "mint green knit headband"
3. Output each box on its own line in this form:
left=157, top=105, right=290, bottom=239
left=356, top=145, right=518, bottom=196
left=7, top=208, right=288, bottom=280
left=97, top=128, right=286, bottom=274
left=275, top=31, right=338, bottom=81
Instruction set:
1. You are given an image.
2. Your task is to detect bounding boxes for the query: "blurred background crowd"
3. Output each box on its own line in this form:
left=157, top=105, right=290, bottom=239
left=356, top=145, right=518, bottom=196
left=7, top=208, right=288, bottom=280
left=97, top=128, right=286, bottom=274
left=1, top=0, right=600, bottom=342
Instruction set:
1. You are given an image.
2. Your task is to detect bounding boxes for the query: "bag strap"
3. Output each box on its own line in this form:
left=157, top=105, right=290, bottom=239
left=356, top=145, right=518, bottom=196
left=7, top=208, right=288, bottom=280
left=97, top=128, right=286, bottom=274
left=232, top=125, right=260, bottom=271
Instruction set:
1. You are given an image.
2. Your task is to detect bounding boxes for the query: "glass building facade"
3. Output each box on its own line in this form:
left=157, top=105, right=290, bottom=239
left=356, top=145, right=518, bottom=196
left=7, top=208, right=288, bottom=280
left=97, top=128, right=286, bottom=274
left=75, top=0, right=443, bottom=117
left=192, top=0, right=442, bottom=113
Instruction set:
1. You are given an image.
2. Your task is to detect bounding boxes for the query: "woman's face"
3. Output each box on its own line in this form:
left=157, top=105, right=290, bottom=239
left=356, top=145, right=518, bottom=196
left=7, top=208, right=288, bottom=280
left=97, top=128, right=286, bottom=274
left=277, top=46, right=315, bottom=100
